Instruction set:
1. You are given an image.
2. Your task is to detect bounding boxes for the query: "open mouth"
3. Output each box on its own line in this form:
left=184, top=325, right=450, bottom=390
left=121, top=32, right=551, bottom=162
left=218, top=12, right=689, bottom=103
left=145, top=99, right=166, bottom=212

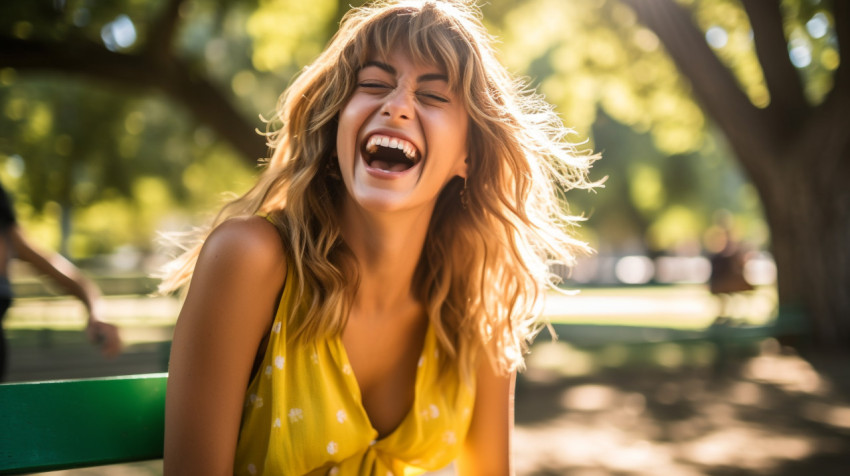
left=361, top=133, right=421, bottom=173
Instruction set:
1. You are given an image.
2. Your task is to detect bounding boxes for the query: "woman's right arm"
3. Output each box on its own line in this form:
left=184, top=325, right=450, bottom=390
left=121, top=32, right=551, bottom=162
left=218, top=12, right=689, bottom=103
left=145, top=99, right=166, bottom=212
left=164, top=216, right=287, bottom=475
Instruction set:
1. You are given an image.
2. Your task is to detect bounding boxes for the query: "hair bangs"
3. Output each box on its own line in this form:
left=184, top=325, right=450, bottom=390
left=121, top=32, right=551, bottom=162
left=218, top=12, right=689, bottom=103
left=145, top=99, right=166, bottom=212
left=353, top=3, right=471, bottom=94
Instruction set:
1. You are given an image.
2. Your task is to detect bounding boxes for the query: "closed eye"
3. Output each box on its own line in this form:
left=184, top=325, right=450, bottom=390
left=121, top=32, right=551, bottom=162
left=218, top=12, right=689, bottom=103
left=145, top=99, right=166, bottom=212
left=418, top=92, right=449, bottom=103
left=358, top=81, right=390, bottom=90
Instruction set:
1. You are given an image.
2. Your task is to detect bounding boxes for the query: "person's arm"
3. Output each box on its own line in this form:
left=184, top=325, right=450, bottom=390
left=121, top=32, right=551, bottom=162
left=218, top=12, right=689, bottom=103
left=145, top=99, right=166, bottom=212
left=8, top=225, right=121, bottom=357
left=457, top=356, right=516, bottom=476
left=164, top=216, right=287, bottom=475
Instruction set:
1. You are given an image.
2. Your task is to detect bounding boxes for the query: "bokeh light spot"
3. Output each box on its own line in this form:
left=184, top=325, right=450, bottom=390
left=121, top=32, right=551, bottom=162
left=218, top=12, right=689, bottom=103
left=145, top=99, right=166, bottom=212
left=789, top=44, right=812, bottom=68
left=101, top=15, right=137, bottom=52
left=12, top=21, right=33, bottom=39
left=705, top=26, right=728, bottom=49
left=806, top=12, right=829, bottom=39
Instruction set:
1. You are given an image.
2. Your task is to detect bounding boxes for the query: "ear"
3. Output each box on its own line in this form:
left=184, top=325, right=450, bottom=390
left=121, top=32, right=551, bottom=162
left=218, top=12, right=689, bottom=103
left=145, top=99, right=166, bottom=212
left=454, top=156, right=469, bottom=179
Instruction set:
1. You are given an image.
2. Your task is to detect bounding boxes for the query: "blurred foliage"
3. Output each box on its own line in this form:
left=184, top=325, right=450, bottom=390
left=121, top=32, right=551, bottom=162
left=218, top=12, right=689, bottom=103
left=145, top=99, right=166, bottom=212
left=778, top=0, right=841, bottom=103
left=493, top=0, right=705, bottom=154
left=247, top=0, right=338, bottom=71
left=689, top=0, right=770, bottom=107
left=0, top=0, right=837, bottom=267
left=483, top=0, right=836, bottom=256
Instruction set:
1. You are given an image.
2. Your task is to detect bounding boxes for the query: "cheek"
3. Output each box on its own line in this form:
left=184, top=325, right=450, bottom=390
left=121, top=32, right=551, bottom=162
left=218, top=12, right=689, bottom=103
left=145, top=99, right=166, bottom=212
left=336, top=98, right=375, bottom=162
left=336, top=107, right=355, bottom=153
left=445, top=113, right=470, bottom=160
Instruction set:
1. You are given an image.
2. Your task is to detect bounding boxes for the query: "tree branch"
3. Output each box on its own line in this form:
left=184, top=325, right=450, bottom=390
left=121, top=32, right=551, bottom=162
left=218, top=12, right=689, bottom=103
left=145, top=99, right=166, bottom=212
left=621, top=0, right=777, bottom=165
left=0, top=36, right=267, bottom=164
left=147, top=0, right=187, bottom=63
left=741, top=0, right=808, bottom=123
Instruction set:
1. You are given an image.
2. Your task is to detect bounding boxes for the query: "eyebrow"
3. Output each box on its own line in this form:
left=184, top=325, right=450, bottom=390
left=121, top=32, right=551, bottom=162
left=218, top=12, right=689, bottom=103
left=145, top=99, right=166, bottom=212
left=362, top=60, right=448, bottom=83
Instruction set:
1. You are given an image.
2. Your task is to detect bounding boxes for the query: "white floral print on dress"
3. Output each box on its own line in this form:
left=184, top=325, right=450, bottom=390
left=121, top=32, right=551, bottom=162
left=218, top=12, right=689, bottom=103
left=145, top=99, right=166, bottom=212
left=247, top=463, right=257, bottom=475
left=249, top=394, right=263, bottom=409
left=288, top=408, right=303, bottom=423
left=336, top=409, right=347, bottom=423
left=327, top=441, right=338, bottom=455
left=271, top=321, right=282, bottom=333
left=274, top=356, right=285, bottom=369
left=420, top=403, right=440, bottom=420
left=273, top=417, right=281, bottom=428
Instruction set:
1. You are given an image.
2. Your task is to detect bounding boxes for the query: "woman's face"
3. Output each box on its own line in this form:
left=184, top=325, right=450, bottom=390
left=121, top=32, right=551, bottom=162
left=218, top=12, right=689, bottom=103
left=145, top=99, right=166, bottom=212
left=336, top=47, right=468, bottom=215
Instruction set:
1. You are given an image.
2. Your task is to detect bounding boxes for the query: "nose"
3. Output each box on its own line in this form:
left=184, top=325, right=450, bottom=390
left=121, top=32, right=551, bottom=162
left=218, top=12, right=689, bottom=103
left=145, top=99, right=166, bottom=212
left=380, top=88, right=414, bottom=121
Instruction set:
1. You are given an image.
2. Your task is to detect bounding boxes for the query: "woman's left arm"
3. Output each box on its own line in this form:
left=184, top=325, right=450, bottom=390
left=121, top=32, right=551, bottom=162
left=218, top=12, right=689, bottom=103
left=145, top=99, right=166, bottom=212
left=457, top=359, right=516, bottom=476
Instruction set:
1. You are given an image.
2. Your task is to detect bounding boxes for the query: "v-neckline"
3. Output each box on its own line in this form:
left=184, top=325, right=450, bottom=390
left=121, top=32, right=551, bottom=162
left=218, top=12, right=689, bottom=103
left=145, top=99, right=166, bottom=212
left=333, top=322, right=432, bottom=443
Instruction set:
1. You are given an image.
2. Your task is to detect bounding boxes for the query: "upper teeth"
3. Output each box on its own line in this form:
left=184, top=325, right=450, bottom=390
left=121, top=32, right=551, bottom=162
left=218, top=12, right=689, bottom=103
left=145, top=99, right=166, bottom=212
left=365, top=134, right=418, bottom=162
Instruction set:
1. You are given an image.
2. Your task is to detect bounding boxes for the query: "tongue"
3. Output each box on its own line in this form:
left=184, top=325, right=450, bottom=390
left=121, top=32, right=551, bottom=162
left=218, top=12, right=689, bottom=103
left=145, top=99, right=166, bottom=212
left=371, top=160, right=410, bottom=172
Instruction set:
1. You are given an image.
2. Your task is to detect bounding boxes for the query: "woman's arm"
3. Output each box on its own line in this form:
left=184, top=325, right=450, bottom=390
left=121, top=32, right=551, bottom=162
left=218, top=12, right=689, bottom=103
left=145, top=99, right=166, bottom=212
left=163, top=216, right=287, bottom=475
left=9, top=225, right=122, bottom=357
left=457, top=358, right=516, bottom=476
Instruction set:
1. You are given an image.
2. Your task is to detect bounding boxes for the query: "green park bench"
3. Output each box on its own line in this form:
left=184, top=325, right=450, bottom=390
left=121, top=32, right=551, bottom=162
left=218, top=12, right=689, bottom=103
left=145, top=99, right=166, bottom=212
left=0, top=373, right=167, bottom=475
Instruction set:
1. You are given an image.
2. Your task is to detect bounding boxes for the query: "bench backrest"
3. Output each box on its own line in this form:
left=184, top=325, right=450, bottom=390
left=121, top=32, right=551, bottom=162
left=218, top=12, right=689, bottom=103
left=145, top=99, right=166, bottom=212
left=0, top=373, right=167, bottom=475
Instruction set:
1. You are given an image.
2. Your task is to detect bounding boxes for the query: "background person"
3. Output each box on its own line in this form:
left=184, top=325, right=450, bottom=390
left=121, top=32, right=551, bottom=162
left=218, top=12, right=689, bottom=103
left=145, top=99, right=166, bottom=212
left=0, top=183, right=122, bottom=381
left=708, top=211, right=754, bottom=321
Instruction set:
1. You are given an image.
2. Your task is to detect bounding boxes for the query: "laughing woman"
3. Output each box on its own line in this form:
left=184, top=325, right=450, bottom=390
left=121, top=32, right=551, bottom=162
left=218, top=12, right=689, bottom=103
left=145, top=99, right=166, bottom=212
left=161, top=0, right=596, bottom=474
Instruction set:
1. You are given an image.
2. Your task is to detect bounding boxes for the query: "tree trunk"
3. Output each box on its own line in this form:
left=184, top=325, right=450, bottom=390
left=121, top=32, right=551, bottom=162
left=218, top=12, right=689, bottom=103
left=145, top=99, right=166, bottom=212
left=760, top=98, right=850, bottom=347
left=624, top=0, right=850, bottom=350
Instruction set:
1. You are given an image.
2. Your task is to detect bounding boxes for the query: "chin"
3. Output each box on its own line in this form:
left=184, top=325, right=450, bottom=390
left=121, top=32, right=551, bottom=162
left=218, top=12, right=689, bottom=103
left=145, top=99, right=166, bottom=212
left=350, top=190, right=416, bottom=214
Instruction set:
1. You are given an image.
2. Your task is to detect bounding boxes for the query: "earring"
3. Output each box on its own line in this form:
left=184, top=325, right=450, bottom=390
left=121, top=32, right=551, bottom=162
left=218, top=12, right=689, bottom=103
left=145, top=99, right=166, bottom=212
left=459, top=177, right=469, bottom=210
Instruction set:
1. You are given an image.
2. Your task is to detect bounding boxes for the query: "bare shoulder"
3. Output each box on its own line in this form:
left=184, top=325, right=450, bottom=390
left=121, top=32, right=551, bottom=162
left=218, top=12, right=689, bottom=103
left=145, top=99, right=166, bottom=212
left=165, top=214, right=288, bottom=473
left=198, top=215, right=287, bottom=281
left=183, top=215, right=288, bottom=320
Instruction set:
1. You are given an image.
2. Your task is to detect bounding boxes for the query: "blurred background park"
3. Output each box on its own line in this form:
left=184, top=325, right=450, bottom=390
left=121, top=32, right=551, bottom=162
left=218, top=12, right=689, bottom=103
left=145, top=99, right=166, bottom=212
left=2, top=0, right=850, bottom=474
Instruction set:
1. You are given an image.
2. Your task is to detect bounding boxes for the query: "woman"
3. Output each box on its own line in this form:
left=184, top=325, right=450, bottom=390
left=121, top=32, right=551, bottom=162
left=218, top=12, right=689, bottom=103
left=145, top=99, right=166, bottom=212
left=161, top=0, right=596, bottom=474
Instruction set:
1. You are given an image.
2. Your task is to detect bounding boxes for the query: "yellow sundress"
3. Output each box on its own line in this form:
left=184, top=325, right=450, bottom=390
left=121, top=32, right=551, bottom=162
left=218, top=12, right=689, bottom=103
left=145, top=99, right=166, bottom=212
left=233, top=268, right=476, bottom=475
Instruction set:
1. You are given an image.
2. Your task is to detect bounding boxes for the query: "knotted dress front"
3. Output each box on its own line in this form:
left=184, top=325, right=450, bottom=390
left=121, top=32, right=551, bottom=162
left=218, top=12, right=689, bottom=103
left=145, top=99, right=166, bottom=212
left=234, top=265, right=476, bottom=475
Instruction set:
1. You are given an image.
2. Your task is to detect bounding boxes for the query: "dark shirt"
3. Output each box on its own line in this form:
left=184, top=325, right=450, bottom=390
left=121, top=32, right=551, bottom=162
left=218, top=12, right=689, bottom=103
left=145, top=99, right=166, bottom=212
left=0, top=184, right=16, bottom=232
left=0, top=183, right=17, bottom=297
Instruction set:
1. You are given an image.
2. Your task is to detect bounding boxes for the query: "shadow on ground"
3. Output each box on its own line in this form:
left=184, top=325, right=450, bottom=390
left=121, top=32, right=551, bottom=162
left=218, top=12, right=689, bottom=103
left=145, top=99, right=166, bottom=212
left=515, top=335, right=850, bottom=475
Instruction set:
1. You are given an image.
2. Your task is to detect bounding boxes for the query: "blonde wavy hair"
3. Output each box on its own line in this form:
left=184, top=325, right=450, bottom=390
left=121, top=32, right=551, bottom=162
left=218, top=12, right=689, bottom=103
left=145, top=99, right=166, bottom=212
left=160, top=0, right=598, bottom=378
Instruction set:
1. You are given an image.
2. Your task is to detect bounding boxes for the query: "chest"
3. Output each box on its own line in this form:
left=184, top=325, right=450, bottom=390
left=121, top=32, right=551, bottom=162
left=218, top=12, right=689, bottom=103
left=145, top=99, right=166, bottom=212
left=236, top=317, right=475, bottom=475
left=341, top=314, right=428, bottom=437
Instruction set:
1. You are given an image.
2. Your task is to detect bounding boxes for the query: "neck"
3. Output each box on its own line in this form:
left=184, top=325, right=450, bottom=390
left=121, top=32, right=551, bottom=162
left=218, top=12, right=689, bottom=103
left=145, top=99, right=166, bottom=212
left=338, top=201, right=434, bottom=317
